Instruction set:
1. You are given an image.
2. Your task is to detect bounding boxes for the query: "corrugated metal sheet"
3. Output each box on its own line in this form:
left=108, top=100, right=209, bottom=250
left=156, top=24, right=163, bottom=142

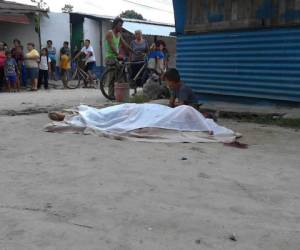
left=177, top=27, right=300, bottom=102
left=123, top=21, right=175, bottom=37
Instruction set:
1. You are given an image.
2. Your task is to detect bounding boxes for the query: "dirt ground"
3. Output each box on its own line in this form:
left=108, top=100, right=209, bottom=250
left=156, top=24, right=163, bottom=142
left=0, top=109, right=299, bottom=249
left=0, top=88, right=107, bottom=114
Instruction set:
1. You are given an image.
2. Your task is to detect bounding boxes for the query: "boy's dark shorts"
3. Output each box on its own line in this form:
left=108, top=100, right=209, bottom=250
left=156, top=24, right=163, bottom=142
left=85, top=61, right=95, bottom=72
left=6, top=75, right=17, bottom=83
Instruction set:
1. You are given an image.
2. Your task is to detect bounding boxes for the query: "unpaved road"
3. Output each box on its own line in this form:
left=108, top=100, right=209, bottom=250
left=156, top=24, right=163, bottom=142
left=0, top=89, right=107, bottom=115
left=0, top=110, right=299, bottom=249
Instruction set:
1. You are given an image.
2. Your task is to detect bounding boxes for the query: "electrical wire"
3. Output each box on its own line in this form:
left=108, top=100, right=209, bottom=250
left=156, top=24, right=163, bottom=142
left=122, top=0, right=173, bottom=14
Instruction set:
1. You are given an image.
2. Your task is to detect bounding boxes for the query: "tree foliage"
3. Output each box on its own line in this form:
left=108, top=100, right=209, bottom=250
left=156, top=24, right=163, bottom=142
left=62, top=4, right=74, bottom=13
left=120, top=10, right=145, bottom=20
left=31, top=0, right=49, bottom=11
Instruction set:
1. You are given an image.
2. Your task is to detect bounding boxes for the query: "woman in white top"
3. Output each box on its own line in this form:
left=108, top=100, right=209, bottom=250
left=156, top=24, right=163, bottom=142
left=38, top=48, right=51, bottom=89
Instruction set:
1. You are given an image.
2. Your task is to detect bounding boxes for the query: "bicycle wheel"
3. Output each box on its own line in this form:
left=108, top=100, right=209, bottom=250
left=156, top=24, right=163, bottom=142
left=100, top=67, right=116, bottom=100
left=66, top=68, right=81, bottom=89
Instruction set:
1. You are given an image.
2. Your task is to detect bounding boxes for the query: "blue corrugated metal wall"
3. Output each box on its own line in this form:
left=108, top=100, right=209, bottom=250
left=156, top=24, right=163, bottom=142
left=177, top=27, right=300, bottom=102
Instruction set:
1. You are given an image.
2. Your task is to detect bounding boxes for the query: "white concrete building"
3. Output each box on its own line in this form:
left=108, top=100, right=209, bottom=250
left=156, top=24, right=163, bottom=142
left=40, top=12, right=70, bottom=62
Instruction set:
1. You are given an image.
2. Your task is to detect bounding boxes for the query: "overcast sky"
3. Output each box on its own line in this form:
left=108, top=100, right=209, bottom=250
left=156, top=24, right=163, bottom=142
left=13, top=0, right=174, bottom=24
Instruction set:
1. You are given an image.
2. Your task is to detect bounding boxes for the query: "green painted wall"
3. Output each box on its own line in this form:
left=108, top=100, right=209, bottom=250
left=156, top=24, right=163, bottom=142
left=71, top=21, right=83, bottom=54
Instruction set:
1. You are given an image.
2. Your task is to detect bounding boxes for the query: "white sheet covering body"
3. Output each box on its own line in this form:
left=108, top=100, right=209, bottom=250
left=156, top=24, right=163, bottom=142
left=67, top=104, right=234, bottom=136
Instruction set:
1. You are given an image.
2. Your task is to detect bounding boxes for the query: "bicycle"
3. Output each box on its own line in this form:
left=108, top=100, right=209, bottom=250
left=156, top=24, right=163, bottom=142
left=67, top=60, right=99, bottom=89
left=100, top=59, right=161, bottom=100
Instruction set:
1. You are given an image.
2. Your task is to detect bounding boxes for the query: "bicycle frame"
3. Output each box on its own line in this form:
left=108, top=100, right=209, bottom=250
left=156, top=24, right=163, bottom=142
left=116, top=60, right=147, bottom=85
left=73, top=64, right=90, bottom=82
left=70, top=60, right=99, bottom=89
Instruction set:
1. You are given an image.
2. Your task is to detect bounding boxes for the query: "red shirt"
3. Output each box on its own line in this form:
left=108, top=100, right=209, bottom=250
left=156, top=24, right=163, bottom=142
left=0, top=51, right=6, bottom=68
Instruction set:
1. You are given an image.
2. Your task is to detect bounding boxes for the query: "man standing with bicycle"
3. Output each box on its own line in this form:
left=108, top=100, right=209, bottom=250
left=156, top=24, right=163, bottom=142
left=74, top=39, right=96, bottom=87
left=104, top=17, right=133, bottom=99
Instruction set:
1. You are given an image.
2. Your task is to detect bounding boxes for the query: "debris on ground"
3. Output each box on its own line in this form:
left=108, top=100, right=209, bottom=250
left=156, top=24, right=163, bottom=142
left=224, top=141, right=248, bottom=149
left=195, top=239, right=201, bottom=244
left=228, top=233, right=238, bottom=242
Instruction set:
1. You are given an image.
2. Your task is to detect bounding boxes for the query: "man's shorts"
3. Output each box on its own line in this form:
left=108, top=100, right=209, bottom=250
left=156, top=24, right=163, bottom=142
left=85, top=61, right=96, bottom=72
left=27, top=68, right=39, bottom=80
left=6, top=75, right=17, bottom=83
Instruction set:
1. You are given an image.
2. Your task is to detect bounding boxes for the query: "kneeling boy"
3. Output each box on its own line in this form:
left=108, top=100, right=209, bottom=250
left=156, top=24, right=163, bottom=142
left=164, top=68, right=197, bottom=108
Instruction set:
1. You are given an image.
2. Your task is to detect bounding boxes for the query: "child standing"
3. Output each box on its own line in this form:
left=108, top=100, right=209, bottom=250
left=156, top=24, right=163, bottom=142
left=4, top=51, right=19, bottom=92
left=148, top=43, right=165, bottom=74
left=14, top=46, right=24, bottom=88
left=60, top=50, right=70, bottom=88
left=38, top=48, right=51, bottom=89
left=47, top=40, right=57, bottom=80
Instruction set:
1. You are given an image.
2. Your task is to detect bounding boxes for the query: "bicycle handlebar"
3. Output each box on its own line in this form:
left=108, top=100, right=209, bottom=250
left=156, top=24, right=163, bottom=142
left=118, top=59, right=146, bottom=65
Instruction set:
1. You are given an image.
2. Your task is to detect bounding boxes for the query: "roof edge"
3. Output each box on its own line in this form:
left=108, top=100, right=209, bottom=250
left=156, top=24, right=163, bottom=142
left=0, top=0, right=48, bottom=12
left=70, top=12, right=174, bottom=27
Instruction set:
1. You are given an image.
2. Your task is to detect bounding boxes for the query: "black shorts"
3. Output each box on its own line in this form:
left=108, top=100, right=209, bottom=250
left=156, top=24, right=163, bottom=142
left=85, top=62, right=95, bottom=72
